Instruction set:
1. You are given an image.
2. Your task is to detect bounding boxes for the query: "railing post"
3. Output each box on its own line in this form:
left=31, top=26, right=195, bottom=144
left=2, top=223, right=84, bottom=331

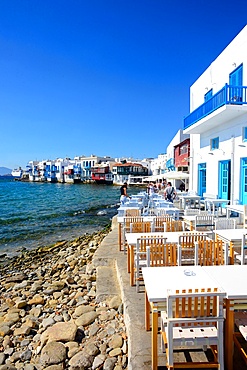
left=225, top=83, right=228, bottom=104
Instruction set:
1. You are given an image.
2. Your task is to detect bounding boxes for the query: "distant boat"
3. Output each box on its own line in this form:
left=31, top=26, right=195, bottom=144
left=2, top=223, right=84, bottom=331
left=11, top=167, right=23, bottom=178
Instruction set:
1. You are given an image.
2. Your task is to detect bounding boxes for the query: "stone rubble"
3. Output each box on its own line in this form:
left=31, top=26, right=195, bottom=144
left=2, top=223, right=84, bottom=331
left=0, top=227, right=128, bottom=369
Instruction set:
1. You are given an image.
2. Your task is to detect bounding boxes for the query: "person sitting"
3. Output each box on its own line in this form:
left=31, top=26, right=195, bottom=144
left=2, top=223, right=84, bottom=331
left=120, top=182, right=128, bottom=205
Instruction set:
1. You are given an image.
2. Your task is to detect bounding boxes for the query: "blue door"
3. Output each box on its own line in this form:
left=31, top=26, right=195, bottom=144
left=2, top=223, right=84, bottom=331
left=219, top=160, right=231, bottom=200
left=198, top=163, right=206, bottom=196
left=229, top=64, right=243, bottom=103
left=240, top=158, right=247, bottom=205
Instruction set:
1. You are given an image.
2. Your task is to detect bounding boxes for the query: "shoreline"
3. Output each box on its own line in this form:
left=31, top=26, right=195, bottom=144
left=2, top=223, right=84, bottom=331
left=0, top=222, right=128, bottom=369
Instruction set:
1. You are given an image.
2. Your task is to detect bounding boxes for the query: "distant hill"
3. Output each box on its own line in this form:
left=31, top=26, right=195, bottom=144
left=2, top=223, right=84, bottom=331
left=0, top=167, right=12, bottom=175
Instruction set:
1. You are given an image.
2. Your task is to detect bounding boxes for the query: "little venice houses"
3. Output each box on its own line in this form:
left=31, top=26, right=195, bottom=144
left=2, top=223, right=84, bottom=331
left=184, top=25, right=247, bottom=205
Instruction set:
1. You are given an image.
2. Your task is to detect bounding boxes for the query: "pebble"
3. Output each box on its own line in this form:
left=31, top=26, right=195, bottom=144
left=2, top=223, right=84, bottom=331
left=0, top=228, right=128, bottom=369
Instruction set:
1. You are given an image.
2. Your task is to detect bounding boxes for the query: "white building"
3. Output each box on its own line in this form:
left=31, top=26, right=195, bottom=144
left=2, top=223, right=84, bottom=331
left=184, top=25, right=247, bottom=205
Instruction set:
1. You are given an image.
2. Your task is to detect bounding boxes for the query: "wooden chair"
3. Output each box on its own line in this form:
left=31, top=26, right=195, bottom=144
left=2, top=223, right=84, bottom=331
left=130, top=221, right=152, bottom=234
left=195, top=239, right=228, bottom=266
left=153, top=215, right=173, bottom=232
left=195, top=215, right=215, bottom=231
left=235, top=233, right=247, bottom=265
left=135, top=236, right=167, bottom=292
left=161, top=287, right=226, bottom=369
left=178, top=232, right=208, bottom=265
left=233, top=305, right=247, bottom=366
left=146, top=242, right=179, bottom=267
left=244, top=204, right=247, bottom=228
left=214, top=218, right=236, bottom=230
left=184, top=208, right=200, bottom=216
left=165, top=220, right=185, bottom=232
left=122, top=216, right=145, bottom=253
left=124, top=209, right=141, bottom=217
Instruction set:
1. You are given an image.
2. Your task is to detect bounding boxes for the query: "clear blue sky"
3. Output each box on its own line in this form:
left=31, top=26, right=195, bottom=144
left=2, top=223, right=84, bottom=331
left=1, top=0, right=247, bottom=169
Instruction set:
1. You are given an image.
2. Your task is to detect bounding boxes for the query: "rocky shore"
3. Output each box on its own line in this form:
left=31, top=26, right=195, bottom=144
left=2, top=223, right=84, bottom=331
left=0, top=225, right=128, bottom=370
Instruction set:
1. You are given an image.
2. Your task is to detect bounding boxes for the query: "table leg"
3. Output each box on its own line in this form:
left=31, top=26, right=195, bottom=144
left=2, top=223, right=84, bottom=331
left=130, top=245, right=135, bottom=286
left=118, top=223, right=122, bottom=251
left=152, top=303, right=158, bottom=370
left=145, top=291, right=150, bottom=331
left=127, top=244, right=130, bottom=273
left=225, top=299, right=234, bottom=370
left=229, top=242, right=234, bottom=265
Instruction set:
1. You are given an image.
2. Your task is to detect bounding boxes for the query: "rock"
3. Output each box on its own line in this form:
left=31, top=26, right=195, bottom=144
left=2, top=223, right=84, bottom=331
left=28, top=294, right=45, bottom=305
left=92, top=354, right=106, bottom=369
left=68, top=351, right=93, bottom=368
left=109, top=334, right=123, bottom=349
left=0, top=325, right=10, bottom=336
left=42, top=322, right=77, bottom=343
left=0, top=353, right=5, bottom=365
left=103, top=357, right=117, bottom=370
left=108, top=348, right=122, bottom=357
left=40, top=341, right=67, bottom=366
left=73, top=305, right=95, bottom=318
left=109, top=296, right=122, bottom=309
left=74, top=311, right=98, bottom=326
left=13, top=325, right=31, bottom=336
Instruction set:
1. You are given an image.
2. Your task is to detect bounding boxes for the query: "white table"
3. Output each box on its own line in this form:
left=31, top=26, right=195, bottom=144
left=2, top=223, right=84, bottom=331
left=213, top=228, right=247, bottom=264
left=225, top=204, right=244, bottom=219
left=153, top=207, right=180, bottom=220
left=202, top=265, right=247, bottom=370
left=205, top=198, right=229, bottom=215
left=142, top=266, right=223, bottom=370
left=178, top=194, right=201, bottom=209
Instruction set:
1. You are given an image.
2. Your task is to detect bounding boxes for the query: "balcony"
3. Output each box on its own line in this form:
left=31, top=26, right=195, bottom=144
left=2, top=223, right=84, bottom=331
left=184, top=84, right=247, bottom=134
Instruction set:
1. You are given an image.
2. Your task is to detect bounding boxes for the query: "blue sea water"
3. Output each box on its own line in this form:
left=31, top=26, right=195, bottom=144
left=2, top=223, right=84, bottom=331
left=0, top=177, right=144, bottom=257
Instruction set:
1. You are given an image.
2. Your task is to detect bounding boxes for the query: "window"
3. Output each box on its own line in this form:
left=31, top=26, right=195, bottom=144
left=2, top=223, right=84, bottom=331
left=242, top=127, right=247, bottom=142
left=210, top=137, right=219, bottom=150
left=179, top=144, right=188, bottom=155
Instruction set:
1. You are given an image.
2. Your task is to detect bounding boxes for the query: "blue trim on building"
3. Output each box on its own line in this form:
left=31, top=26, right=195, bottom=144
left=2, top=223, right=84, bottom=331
left=184, top=84, right=247, bottom=129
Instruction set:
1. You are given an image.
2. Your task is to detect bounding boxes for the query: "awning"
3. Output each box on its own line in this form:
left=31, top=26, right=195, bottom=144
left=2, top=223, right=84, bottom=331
left=165, top=171, right=190, bottom=180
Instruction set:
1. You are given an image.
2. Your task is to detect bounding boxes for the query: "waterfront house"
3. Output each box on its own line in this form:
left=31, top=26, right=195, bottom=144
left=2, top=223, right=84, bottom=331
left=112, top=160, right=148, bottom=185
left=184, top=25, right=247, bottom=204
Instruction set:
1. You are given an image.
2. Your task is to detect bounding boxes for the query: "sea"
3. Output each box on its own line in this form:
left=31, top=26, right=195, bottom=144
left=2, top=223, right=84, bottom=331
left=0, top=177, right=145, bottom=257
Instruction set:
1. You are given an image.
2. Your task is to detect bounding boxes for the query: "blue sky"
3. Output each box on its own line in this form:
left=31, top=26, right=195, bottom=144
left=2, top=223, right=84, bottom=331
left=1, top=0, right=247, bottom=169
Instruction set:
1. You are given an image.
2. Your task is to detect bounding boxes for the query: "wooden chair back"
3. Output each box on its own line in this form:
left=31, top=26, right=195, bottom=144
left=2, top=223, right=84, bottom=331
left=153, top=215, right=173, bottom=232
left=195, top=215, right=215, bottom=231
left=137, top=236, right=168, bottom=254
left=233, top=307, right=247, bottom=365
left=196, top=239, right=227, bottom=266
left=184, top=209, right=200, bottom=216
left=161, top=287, right=225, bottom=369
left=178, top=232, right=208, bottom=265
left=215, top=218, right=236, bottom=230
left=124, top=209, right=141, bottom=217
left=244, top=205, right=247, bottom=228
left=130, top=221, right=152, bottom=234
left=165, top=220, right=185, bottom=232
left=123, top=216, right=144, bottom=232
left=147, top=243, right=178, bottom=267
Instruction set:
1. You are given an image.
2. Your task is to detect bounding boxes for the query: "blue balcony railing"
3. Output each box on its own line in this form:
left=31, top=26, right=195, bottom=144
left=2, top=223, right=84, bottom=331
left=184, top=84, right=247, bottom=129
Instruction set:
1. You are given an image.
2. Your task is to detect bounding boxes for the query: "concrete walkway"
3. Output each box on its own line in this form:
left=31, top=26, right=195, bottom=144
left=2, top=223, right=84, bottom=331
left=93, top=216, right=152, bottom=370
left=92, top=216, right=246, bottom=370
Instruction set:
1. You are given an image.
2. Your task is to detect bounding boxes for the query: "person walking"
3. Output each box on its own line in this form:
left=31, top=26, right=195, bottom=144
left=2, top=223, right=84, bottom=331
left=164, top=182, right=177, bottom=203
left=120, top=182, right=128, bottom=205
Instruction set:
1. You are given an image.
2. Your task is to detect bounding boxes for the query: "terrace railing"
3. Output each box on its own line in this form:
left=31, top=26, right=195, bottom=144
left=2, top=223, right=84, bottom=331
left=184, top=84, right=247, bottom=130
